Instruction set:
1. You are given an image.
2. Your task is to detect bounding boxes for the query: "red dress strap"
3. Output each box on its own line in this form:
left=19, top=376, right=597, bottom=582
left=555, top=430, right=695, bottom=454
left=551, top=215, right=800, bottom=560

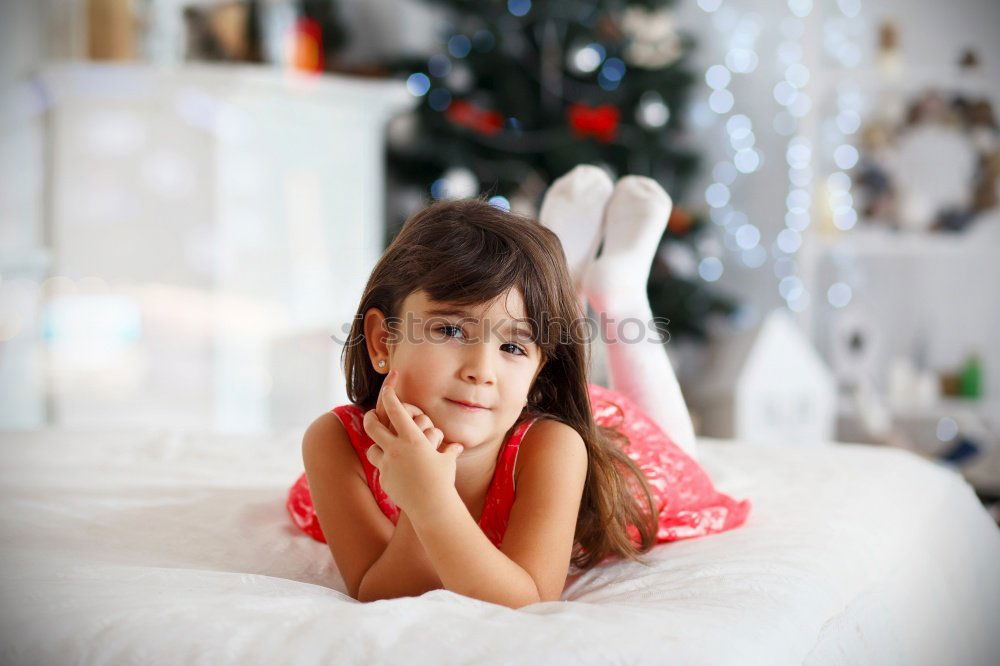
left=286, top=405, right=540, bottom=548
left=333, top=405, right=402, bottom=525
left=478, top=415, right=537, bottom=547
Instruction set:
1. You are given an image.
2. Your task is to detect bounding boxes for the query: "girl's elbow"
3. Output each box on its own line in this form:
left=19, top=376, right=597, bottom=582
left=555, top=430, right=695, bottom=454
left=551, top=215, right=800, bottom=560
left=503, top=587, right=545, bottom=609
left=508, top=581, right=545, bottom=608
left=510, top=595, right=542, bottom=609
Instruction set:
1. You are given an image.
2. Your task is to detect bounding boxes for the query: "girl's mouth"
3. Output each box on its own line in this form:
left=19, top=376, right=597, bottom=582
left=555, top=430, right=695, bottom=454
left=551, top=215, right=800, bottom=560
left=445, top=398, right=489, bottom=411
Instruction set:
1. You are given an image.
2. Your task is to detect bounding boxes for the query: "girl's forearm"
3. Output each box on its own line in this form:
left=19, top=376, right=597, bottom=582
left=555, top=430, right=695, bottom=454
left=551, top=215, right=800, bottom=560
left=408, top=488, right=542, bottom=609
left=356, top=511, right=442, bottom=602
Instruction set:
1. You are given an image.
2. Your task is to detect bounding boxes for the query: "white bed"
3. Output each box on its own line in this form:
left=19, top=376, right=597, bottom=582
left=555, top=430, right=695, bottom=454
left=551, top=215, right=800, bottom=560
left=1, top=428, right=998, bottom=665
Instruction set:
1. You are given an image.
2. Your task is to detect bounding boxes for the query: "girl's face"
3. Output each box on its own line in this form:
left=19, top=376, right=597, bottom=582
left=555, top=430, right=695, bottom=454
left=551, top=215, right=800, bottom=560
left=365, top=288, right=545, bottom=451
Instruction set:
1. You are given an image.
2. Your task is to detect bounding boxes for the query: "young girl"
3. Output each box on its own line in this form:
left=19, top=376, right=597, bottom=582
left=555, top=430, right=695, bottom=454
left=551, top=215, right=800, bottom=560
left=287, top=167, right=749, bottom=608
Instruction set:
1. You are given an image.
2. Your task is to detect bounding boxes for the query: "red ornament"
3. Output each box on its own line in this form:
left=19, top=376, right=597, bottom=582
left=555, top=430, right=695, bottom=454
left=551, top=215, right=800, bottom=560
left=568, top=103, right=620, bottom=143
left=445, top=99, right=504, bottom=135
left=668, top=206, right=693, bottom=235
left=292, top=18, right=324, bottom=73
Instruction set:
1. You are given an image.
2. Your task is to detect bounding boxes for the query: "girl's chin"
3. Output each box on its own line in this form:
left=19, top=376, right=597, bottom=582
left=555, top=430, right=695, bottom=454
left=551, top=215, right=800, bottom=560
left=438, top=423, right=480, bottom=444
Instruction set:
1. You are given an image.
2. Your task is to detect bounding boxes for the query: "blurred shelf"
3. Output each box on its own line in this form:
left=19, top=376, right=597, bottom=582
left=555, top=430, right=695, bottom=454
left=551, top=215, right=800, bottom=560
left=838, top=394, right=997, bottom=420
left=30, top=61, right=413, bottom=114
left=813, top=224, right=1000, bottom=257
left=808, top=66, right=999, bottom=99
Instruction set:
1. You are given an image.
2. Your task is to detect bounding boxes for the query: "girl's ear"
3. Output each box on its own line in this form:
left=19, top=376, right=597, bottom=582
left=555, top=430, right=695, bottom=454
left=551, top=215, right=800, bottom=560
left=363, top=307, right=391, bottom=372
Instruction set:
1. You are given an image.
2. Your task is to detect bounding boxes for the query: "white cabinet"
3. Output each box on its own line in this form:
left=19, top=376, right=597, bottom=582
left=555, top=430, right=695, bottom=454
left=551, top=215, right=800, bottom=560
left=1, top=63, right=413, bottom=432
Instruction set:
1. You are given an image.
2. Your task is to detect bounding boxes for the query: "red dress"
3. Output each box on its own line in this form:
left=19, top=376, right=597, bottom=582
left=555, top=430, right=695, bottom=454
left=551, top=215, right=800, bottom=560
left=286, top=384, right=750, bottom=549
left=286, top=404, right=539, bottom=548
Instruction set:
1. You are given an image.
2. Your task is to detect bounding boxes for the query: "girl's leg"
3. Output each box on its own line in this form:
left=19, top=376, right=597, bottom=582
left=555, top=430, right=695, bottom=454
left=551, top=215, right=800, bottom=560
left=581, top=176, right=699, bottom=458
left=537, top=165, right=614, bottom=314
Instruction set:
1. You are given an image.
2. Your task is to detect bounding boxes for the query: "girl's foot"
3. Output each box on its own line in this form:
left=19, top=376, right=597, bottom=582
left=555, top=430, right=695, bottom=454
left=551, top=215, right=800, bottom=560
left=583, top=175, right=672, bottom=306
left=538, top=165, right=614, bottom=291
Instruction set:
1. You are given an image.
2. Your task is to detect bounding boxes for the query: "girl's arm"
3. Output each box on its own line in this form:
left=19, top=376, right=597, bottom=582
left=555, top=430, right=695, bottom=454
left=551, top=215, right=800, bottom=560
left=302, top=411, right=440, bottom=600
left=356, top=510, right=442, bottom=601
left=407, top=419, right=589, bottom=609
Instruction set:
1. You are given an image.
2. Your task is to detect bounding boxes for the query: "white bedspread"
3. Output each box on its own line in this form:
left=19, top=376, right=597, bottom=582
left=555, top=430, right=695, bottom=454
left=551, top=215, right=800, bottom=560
left=1, top=429, right=997, bottom=665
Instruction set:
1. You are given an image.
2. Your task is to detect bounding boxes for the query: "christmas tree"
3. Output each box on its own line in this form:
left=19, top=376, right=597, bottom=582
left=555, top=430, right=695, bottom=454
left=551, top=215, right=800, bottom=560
left=383, top=0, right=736, bottom=341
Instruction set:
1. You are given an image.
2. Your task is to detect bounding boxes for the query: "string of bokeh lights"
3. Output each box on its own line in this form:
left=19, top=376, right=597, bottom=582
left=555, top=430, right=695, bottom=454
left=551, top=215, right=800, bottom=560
left=692, top=0, right=864, bottom=316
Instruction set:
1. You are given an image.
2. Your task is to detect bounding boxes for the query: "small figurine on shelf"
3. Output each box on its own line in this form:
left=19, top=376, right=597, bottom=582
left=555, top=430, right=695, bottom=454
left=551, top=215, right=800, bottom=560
left=939, top=351, right=985, bottom=399
left=290, top=0, right=349, bottom=73
left=183, top=0, right=264, bottom=63
left=938, top=434, right=983, bottom=467
left=959, top=352, right=983, bottom=399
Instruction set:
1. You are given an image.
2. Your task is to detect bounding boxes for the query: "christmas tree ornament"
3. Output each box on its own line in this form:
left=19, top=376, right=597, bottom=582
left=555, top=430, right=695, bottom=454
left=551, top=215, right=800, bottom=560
left=568, top=41, right=605, bottom=75
left=636, top=91, right=670, bottom=129
left=669, top=206, right=695, bottom=238
left=445, top=62, right=474, bottom=94
left=386, top=112, right=418, bottom=149
left=621, top=5, right=682, bottom=69
left=445, top=99, right=504, bottom=135
left=568, top=103, right=620, bottom=143
left=436, top=166, right=478, bottom=200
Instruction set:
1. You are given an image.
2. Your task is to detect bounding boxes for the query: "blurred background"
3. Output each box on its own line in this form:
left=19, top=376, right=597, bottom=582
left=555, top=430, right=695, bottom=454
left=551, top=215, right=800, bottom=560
left=1, top=0, right=998, bottom=511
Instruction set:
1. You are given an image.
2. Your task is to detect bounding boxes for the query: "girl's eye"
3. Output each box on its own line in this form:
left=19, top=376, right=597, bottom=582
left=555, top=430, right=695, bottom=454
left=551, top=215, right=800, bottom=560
left=437, top=324, right=464, bottom=339
left=501, top=342, right=527, bottom=357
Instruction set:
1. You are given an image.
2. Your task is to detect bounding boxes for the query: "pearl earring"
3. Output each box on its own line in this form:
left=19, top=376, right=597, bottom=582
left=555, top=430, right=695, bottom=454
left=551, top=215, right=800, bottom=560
left=377, top=360, right=386, bottom=369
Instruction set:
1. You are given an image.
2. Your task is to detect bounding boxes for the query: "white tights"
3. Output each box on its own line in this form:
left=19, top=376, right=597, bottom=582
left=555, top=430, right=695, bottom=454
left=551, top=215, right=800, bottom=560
left=539, top=167, right=698, bottom=459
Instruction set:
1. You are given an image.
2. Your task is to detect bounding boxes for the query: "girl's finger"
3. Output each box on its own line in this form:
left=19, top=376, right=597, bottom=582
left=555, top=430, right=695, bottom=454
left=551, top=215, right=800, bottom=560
left=379, top=404, right=422, bottom=433
left=375, top=370, right=399, bottom=429
left=425, top=427, right=444, bottom=448
left=362, top=408, right=393, bottom=446
left=375, top=375, right=423, bottom=431
left=382, top=383, right=425, bottom=442
left=413, top=414, right=432, bottom=431
left=365, top=444, right=383, bottom=468
left=375, top=369, right=399, bottom=430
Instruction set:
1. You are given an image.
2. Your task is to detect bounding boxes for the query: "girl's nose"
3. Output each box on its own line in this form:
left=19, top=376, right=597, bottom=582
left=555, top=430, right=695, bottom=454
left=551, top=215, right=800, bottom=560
left=461, top=340, right=496, bottom=384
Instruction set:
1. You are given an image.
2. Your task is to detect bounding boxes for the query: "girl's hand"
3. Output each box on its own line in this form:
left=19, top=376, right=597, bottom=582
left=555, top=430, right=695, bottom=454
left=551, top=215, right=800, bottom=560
left=363, top=370, right=464, bottom=517
left=371, top=372, right=447, bottom=450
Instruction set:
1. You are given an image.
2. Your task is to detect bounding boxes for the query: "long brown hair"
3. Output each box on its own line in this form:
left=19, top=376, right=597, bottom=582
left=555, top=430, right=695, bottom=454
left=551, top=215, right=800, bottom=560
left=342, top=197, right=658, bottom=570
